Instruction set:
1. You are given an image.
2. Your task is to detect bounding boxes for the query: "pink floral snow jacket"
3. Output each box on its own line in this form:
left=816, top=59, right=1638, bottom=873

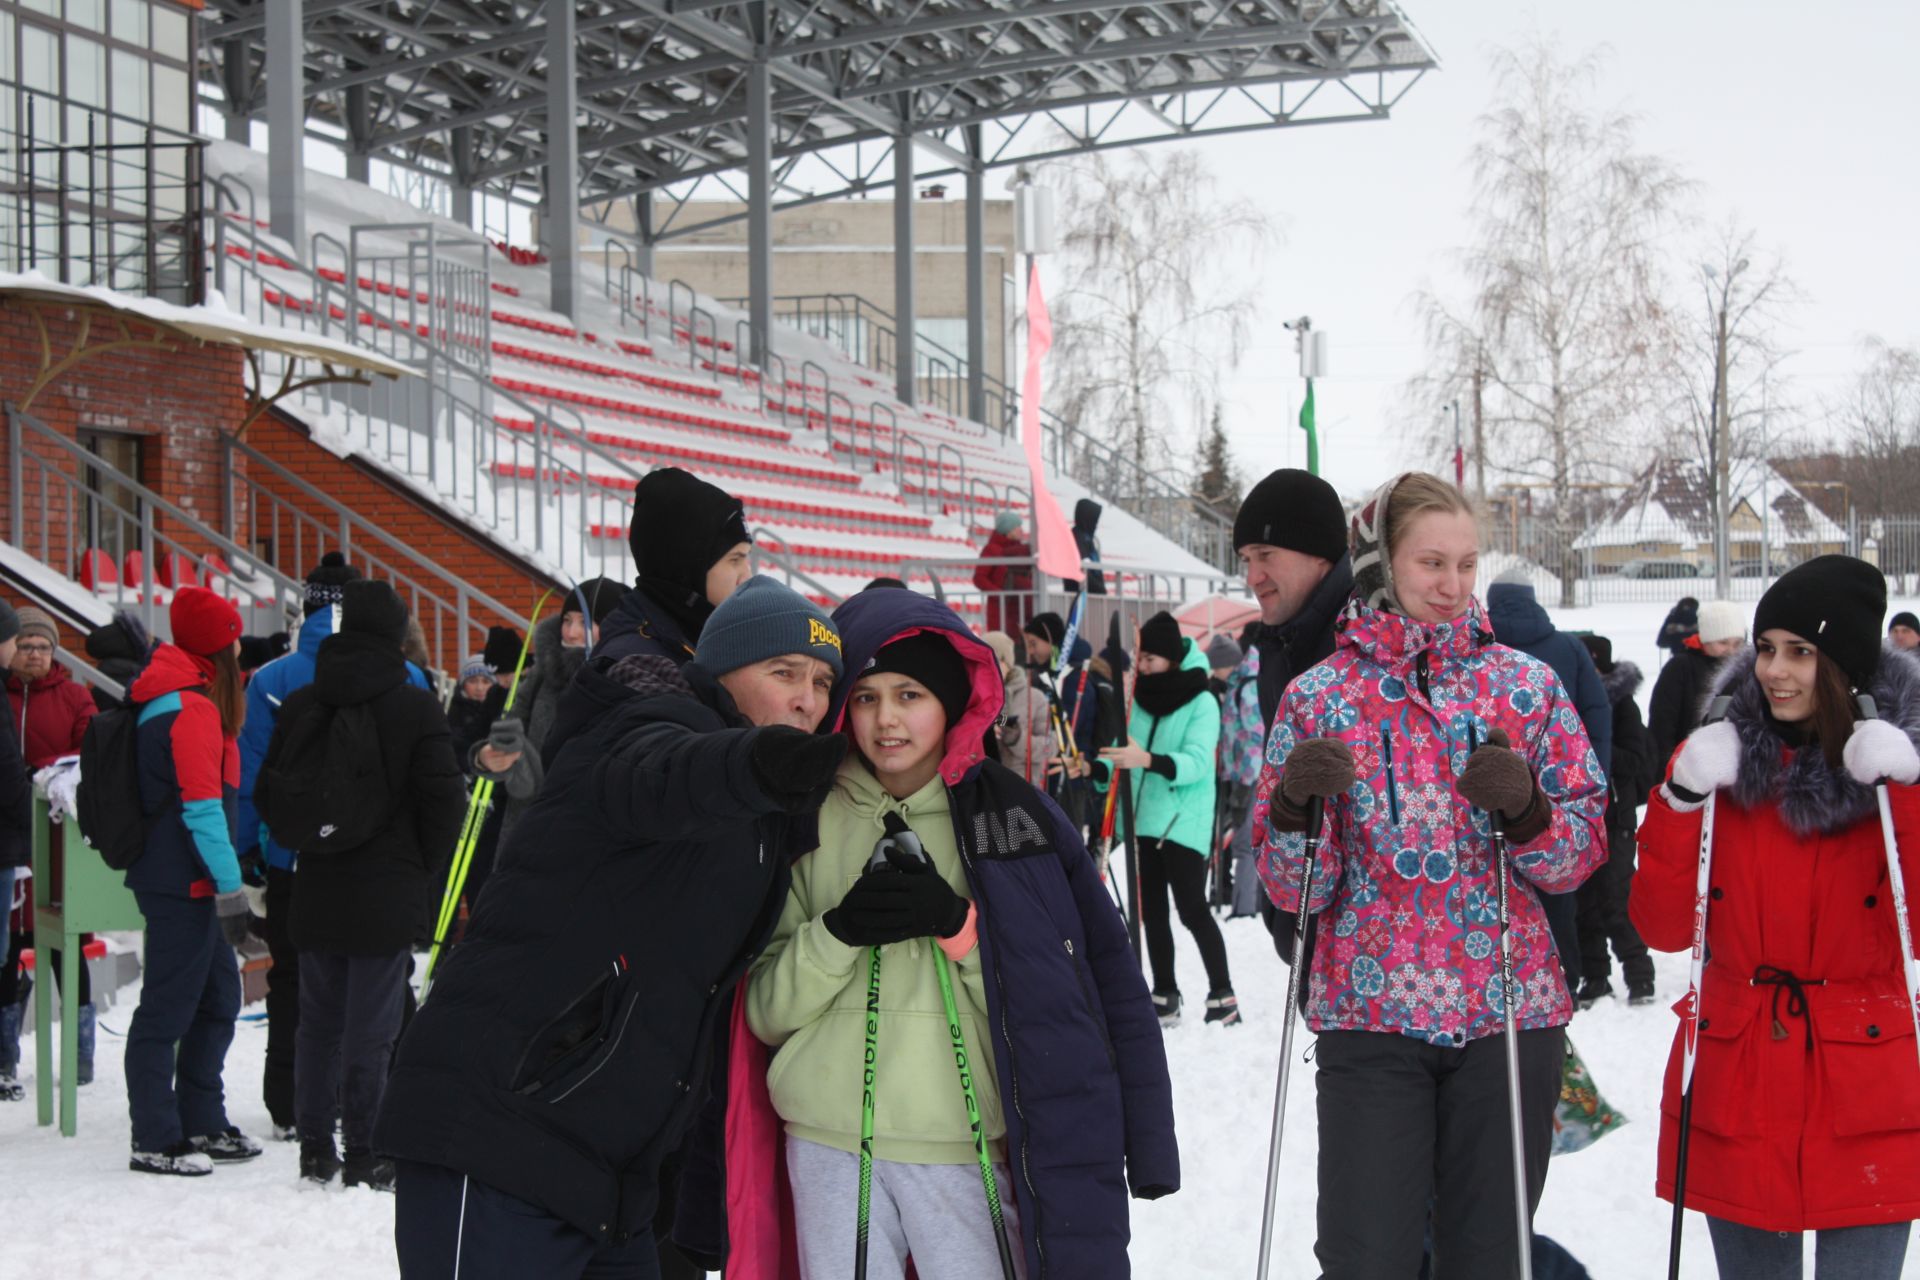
left=1255, top=598, right=1607, bottom=1045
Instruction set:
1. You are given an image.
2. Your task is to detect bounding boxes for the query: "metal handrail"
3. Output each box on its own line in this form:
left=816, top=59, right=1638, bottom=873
left=722, top=291, right=1234, bottom=568
left=206, top=177, right=648, bottom=585
left=220, top=430, right=530, bottom=669
left=744, top=525, right=846, bottom=607
left=7, top=404, right=302, bottom=639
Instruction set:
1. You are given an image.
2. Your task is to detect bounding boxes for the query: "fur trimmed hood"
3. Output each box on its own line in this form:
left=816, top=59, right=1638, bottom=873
left=1714, top=640, right=1920, bottom=836
left=1599, top=660, right=1642, bottom=707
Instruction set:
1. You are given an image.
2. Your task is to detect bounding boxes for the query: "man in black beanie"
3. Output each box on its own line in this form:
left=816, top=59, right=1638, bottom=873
left=1234, top=468, right=1353, bottom=731
left=1234, top=469, right=1353, bottom=966
left=1891, top=611, right=1920, bottom=651
left=599, top=468, right=753, bottom=668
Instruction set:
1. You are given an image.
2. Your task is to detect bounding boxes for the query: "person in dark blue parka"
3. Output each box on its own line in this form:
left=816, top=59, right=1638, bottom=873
left=1486, top=568, right=1613, bottom=990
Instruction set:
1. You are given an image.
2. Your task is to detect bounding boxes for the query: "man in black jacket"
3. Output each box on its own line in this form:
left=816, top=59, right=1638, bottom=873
left=257, top=580, right=467, bottom=1191
left=376, top=576, right=848, bottom=1279
left=1575, top=635, right=1657, bottom=1006
left=1234, top=469, right=1352, bottom=965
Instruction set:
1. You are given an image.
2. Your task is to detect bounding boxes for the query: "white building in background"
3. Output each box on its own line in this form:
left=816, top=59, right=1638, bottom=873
left=1575, top=457, right=1848, bottom=576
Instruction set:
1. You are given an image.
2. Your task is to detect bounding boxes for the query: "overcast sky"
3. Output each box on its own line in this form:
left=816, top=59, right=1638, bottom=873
left=1189, top=0, right=1920, bottom=504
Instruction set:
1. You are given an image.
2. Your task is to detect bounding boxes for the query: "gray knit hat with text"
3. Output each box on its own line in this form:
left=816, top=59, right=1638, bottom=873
left=694, top=575, right=843, bottom=678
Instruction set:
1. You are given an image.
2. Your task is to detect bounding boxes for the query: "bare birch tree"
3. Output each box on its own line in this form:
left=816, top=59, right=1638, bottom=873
left=1044, top=147, right=1273, bottom=481
left=1415, top=39, right=1688, bottom=603
left=1655, top=221, right=1798, bottom=486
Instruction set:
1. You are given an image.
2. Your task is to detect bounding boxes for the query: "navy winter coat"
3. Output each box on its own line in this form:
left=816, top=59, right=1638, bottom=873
left=1486, top=581, right=1613, bottom=776
left=594, top=584, right=702, bottom=669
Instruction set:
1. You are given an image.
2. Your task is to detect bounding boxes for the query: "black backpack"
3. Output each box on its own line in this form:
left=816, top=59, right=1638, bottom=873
left=75, top=705, right=154, bottom=870
left=256, top=700, right=392, bottom=855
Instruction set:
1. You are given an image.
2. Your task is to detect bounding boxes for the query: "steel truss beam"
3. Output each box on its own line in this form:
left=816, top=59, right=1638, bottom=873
left=197, top=1, right=1437, bottom=216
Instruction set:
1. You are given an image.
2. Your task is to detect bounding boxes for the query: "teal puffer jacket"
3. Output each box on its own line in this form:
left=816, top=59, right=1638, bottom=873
left=1106, top=636, right=1220, bottom=854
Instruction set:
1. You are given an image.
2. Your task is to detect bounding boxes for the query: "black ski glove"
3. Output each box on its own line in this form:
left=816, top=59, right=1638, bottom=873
left=824, top=858, right=969, bottom=947
left=749, top=727, right=849, bottom=812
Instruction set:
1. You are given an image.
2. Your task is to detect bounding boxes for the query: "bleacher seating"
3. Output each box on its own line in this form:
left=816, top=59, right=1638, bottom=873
left=198, top=141, right=1219, bottom=618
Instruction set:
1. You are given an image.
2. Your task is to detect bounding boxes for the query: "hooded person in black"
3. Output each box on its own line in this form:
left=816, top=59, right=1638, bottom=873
left=82, top=609, right=155, bottom=710
left=596, top=468, right=753, bottom=667
left=1069, top=497, right=1107, bottom=595
left=257, top=579, right=466, bottom=1192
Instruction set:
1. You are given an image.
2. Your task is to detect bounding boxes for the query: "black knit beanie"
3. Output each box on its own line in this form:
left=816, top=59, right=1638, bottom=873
left=340, top=579, right=409, bottom=647
left=483, top=625, right=522, bottom=673
left=1580, top=633, right=1614, bottom=673
left=1023, top=611, right=1066, bottom=650
left=304, top=551, right=361, bottom=614
left=1892, top=611, right=1920, bottom=635
left=1234, top=468, right=1348, bottom=561
left=1139, top=611, right=1186, bottom=665
left=862, top=632, right=971, bottom=727
left=628, top=468, right=749, bottom=602
left=1754, top=555, right=1887, bottom=689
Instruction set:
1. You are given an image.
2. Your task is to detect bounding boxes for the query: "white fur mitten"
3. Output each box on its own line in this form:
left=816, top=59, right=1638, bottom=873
left=1844, top=719, right=1920, bottom=787
left=1665, top=720, right=1742, bottom=810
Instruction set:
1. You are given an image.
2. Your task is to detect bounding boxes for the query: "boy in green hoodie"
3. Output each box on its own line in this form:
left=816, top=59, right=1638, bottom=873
left=746, top=633, right=1019, bottom=1280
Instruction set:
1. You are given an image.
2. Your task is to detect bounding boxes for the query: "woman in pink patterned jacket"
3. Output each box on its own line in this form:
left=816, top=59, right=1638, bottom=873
left=1255, top=472, right=1606, bottom=1280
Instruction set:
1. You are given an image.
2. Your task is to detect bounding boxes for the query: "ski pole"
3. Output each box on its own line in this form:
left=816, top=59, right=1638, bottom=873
left=1255, top=795, right=1324, bottom=1280
left=933, top=947, right=1018, bottom=1280
left=1856, top=693, right=1920, bottom=1065
left=421, top=587, right=555, bottom=997
left=1490, top=809, right=1535, bottom=1280
left=856, top=941, right=882, bottom=1280
left=1669, top=694, right=1732, bottom=1280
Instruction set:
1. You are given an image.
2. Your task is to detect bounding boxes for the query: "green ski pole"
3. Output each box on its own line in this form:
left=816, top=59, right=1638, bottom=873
left=856, top=943, right=882, bottom=1280
left=934, top=947, right=1018, bottom=1280
left=421, top=586, right=556, bottom=997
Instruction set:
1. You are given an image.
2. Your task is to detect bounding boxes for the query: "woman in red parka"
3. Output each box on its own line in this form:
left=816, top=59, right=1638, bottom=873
left=973, top=510, right=1034, bottom=636
left=1632, top=555, right=1920, bottom=1278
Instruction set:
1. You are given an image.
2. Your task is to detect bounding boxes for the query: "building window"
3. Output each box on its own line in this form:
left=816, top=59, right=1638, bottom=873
left=0, top=0, right=201, bottom=297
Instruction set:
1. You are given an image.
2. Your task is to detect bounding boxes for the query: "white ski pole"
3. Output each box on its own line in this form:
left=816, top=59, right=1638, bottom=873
left=1668, top=693, right=1732, bottom=1280
left=1254, top=795, right=1324, bottom=1280
left=1856, top=694, right=1920, bottom=1066
left=1483, top=738, right=1535, bottom=1280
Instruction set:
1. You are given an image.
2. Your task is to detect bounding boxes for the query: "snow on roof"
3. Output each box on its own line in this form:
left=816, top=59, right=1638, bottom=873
left=1574, top=456, right=1846, bottom=551
left=0, top=270, right=413, bottom=378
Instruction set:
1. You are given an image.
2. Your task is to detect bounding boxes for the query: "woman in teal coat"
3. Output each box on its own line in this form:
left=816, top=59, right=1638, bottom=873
left=1081, top=610, right=1233, bottom=1025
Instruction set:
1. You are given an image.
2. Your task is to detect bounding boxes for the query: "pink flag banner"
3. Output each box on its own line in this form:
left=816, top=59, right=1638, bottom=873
left=1019, top=264, right=1081, bottom=581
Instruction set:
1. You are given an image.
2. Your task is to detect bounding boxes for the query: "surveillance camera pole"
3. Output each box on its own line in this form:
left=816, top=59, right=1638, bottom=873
left=1284, top=315, right=1320, bottom=476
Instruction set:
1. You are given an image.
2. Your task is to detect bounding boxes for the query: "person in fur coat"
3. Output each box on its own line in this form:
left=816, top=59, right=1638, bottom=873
left=1631, top=556, right=1920, bottom=1278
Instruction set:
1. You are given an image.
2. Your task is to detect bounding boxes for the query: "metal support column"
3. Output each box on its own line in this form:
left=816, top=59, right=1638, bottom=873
left=634, top=195, right=655, bottom=278
left=221, top=40, right=252, bottom=144
left=344, top=83, right=371, bottom=185
left=893, top=134, right=917, bottom=407
left=545, top=1, right=581, bottom=320
left=449, top=127, right=476, bottom=229
left=265, top=0, right=305, bottom=259
left=746, top=31, right=774, bottom=368
left=964, top=124, right=987, bottom=425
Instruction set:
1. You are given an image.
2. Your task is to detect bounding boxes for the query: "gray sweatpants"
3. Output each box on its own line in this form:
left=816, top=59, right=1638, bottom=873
left=1230, top=799, right=1262, bottom=917
left=787, top=1136, right=1026, bottom=1280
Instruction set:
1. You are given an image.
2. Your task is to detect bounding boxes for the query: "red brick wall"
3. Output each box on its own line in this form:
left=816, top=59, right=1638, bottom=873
left=0, top=297, right=248, bottom=582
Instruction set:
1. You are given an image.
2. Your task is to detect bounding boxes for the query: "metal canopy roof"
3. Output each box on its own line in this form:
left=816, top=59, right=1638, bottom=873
left=202, top=0, right=1435, bottom=239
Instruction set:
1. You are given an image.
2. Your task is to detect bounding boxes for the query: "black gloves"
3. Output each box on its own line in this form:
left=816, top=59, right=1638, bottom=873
left=824, top=852, right=970, bottom=947
left=750, top=727, right=848, bottom=812
left=237, top=847, right=268, bottom=889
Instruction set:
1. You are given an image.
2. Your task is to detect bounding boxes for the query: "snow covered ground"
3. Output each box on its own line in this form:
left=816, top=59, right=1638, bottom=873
left=9, top=595, right=1920, bottom=1279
